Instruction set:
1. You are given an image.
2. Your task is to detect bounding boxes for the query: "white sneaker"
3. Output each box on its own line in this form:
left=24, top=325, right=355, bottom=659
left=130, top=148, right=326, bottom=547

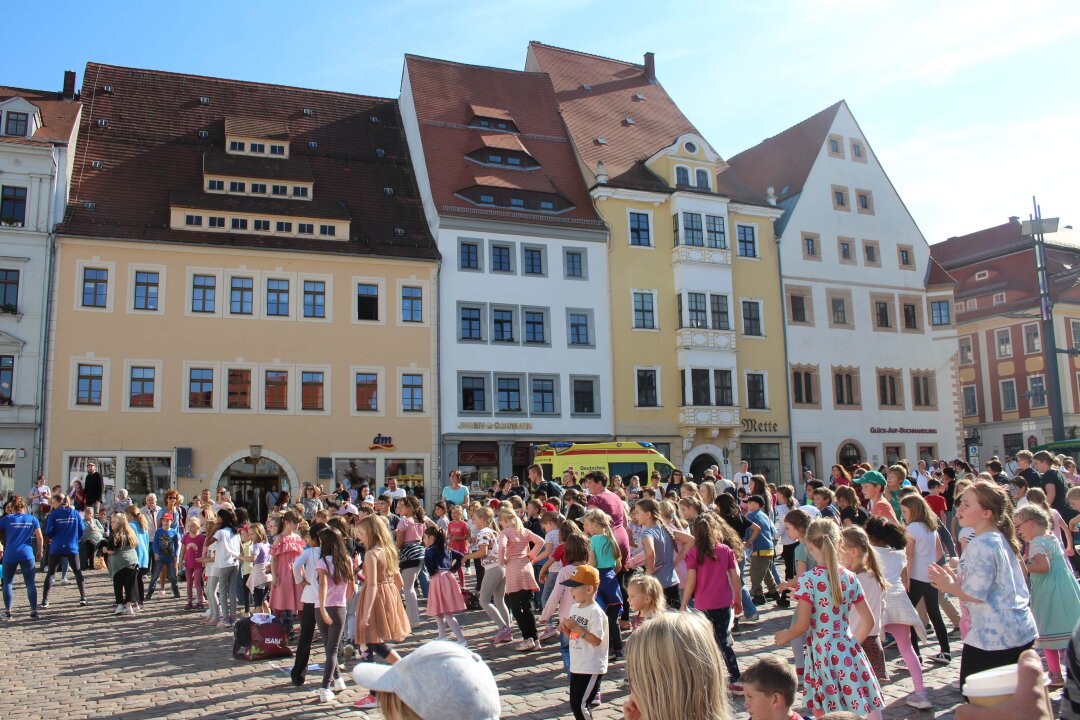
left=114, top=604, right=125, bottom=615
left=332, top=677, right=347, bottom=692
left=317, top=688, right=334, bottom=704
left=61, top=578, right=71, bottom=585
left=123, top=606, right=135, bottom=615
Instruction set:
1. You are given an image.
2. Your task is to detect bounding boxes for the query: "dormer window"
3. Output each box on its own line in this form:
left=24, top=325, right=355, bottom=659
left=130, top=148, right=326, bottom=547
left=459, top=186, right=570, bottom=214
left=293, top=186, right=309, bottom=198
left=272, top=185, right=287, bottom=196
left=270, top=145, right=285, bottom=156
left=675, top=167, right=690, bottom=186
left=250, top=143, right=265, bottom=154
left=479, top=194, right=494, bottom=204
left=488, top=154, right=502, bottom=164
left=208, top=180, right=224, bottom=191
left=510, top=198, right=525, bottom=208
left=4, top=112, right=28, bottom=137
left=229, top=141, right=245, bottom=152
left=506, top=156, right=522, bottom=166
left=695, top=169, right=710, bottom=189
left=467, top=104, right=518, bottom=134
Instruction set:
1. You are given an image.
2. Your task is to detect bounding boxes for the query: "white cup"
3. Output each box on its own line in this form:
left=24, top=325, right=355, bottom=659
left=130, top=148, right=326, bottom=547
left=963, top=663, right=1048, bottom=707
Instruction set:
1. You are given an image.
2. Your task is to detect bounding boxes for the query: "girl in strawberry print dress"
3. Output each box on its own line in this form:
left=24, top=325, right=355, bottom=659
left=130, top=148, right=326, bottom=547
left=774, top=518, right=883, bottom=719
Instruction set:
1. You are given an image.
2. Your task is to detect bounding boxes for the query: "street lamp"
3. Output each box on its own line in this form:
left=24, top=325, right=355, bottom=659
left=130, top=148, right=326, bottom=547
left=1022, top=199, right=1066, bottom=443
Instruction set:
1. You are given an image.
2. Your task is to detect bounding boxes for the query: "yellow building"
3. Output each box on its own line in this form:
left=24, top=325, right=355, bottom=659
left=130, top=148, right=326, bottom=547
left=46, top=64, right=440, bottom=513
left=528, top=44, right=790, bottom=483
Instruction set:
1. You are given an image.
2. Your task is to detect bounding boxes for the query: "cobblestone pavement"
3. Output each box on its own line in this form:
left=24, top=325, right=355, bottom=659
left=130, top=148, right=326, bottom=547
left=0, top=570, right=1062, bottom=719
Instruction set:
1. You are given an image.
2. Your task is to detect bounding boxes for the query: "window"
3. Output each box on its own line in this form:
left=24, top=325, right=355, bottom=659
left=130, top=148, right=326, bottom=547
left=301, top=371, right=324, bottom=411
left=1001, top=379, right=1018, bottom=412
left=303, top=280, right=325, bottom=318
left=832, top=185, right=849, bottom=210
left=229, top=181, right=246, bottom=193
left=272, top=185, right=287, bottom=196
left=1023, top=324, right=1041, bottom=354
left=254, top=219, right=270, bottom=231
left=266, top=279, right=289, bottom=316
left=961, top=385, right=978, bottom=417
left=633, top=292, right=656, bottom=329
left=912, top=371, right=935, bottom=408
left=460, top=242, right=479, bottom=270
left=572, top=377, right=597, bottom=415
left=569, top=312, right=591, bottom=345
left=276, top=221, right=292, bottom=232
left=401, top=286, right=423, bottom=323
left=461, top=376, right=486, bottom=412
left=355, top=373, right=378, bottom=412
left=636, top=369, right=658, bottom=407
left=863, top=241, right=880, bottom=266
left=491, top=245, right=512, bottom=273
left=531, top=377, right=556, bottom=414
left=0, top=270, right=17, bottom=310
left=565, top=250, right=584, bottom=278
left=270, top=145, right=285, bottom=156
left=298, top=223, right=313, bottom=234
left=229, top=141, right=245, bottom=152
left=231, top=218, right=248, bottom=230
left=687, top=293, right=708, bottom=328
left=874, top=300, right=892, bottom=329
left=4, top=112, right=28, bottom=137
left=131, top=271, right=159, bottom=311
left=705, top=215, right=727, bottom=248
left=710, top=294, right=730, bottom=330
left=790, top=294, right=807, bottom=323
left=250, top=143, right=265, bottom=154
left=185, top=215, right=202, bottom=227
left=629, top=212, right=651, bottom=246
left=803, top=235, right=817, bottom=258
left=251, top=184, right=267, bottom=195
left=319, top=225, right=336, bottom=237
left=898, top=246, right=914, bottom=268
left=191, top=275, right=215, bottom=313
left=877, top=370, right=902, bottom=408
left=695, top=168, right=710, bottom=189
left=838, top=238, right=854, bottom=263
left=524, top=310, right=547, bottom=344
left=741, top=301, right=762, bottom=336
left=230, top=277, right=253, bottom=315
left=903, top=303, right=918, bottom=330
left=1028, top=375, right=1047, bottom=408
left=851, top=140, right=865, bottom=160
left=76, top=364, right=104, bottom=406
left=682, top=213, right=703, bottom=246
left=746, top=373, right=766, bottom=409
left=993, top=292, right=1006, bottom=306
left=690, top=368, right=711, bottom=406
left=675, top=166, right=690, bottom=186
left=264, top=371, right=288, bottom=410
left=492, top=308, right=515, bottom=342
left=509, top=198, right=525, bottom=208
left=737, top=225, right=757, bottom=257
left=128, top=366, right=155, bottom=408
left=959, top=336, right=974, bottom=365
left=856, top=189, right=874, bottom=215
left=356, top=283, right=379, bottom=321
left=460, top=306, right=482, bottom=341
left=0, top=186, right=27, bottom=227
left=931, top=300, right=951, bottom=326
left=714, top=370, right=733, bottom=406
left=827, top=134, right=844, bottom=158
left=188, top=368, right=214, bottom=408
left=227, top=369, right=251, bottom=409
left=966, top=299, right=978, bottom=311
left=496, top=377, right=521, bottom=412
left=82, top=268, right=108, bottom=308
left=293, top=186, right=309, bottom=198
left=792, top=367, right=817, bottom=406
left=523, top=247, right=543, bottom=275
left=208, top=180, right=224, bottom=191
left=479, top=194, right=494, bottom=204
left=996, top=328, right=1012, bottom=358
left=834, top=368, right=860, bottom=408
left=831, top=297, right=849, bottom=326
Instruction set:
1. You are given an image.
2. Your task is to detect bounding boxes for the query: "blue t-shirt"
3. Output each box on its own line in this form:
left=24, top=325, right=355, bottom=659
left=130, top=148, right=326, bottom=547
left=153, top=527, right=180, bottom=560
left=45, top=507, right=85, bottom=556
left=441, top=485, right=468, bottom=506
left=745, top=509, right=775, bottom=552
left=0, top=513, right=40, bottom=562
left=132, top=525, right=150, bottom=568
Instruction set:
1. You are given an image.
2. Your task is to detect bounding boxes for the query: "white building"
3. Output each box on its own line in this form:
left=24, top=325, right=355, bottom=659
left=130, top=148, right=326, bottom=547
left=0, top=73, right=80, bottom=494
left=728, top=101, right=960, bottom=474
left=400, top=55, right=612, bottom=488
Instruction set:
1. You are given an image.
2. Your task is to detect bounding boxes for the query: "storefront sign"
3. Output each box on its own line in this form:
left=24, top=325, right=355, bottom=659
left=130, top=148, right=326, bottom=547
left=369, top=434, right=395, bottom=451
left=742, top=419, right=779, bottom=433
left=869, top=427, right=938, bottom=435
left=457, top=421, right=534, bottom=430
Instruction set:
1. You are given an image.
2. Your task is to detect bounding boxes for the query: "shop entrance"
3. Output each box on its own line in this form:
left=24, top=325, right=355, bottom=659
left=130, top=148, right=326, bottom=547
left=220, top=457, right=288, bottom=522
left=689, top=453, right=719, bottom=482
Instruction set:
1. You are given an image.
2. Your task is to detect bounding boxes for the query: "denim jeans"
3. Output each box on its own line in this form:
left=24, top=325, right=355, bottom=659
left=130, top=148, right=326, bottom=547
left=1, top=558, right=37, bottom=611
left=737, top=559, right=758, bottom=619
left=147, top=556, right=179, bottom=597
left=216, top=565, right=239, bottom=620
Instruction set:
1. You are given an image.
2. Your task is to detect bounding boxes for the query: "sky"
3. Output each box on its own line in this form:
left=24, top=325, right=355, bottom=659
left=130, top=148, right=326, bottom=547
left=8, top=0, right=1079, bottom=243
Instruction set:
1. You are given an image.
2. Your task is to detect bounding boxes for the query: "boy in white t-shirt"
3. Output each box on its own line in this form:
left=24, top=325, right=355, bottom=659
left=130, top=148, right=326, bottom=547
left=559, top=564, right=608, bottom=720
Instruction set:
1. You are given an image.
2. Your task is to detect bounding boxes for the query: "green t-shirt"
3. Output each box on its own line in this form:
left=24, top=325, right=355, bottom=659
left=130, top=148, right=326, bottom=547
left=590, top=534, right=615, bottom=569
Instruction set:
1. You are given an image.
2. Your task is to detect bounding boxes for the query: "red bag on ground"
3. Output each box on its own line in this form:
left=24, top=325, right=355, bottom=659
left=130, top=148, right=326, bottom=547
left=246, top=620, right=292, bottom=660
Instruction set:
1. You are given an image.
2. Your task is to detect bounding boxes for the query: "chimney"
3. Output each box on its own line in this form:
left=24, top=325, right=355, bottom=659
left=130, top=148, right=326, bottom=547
left=62, top=70, right=76, bottom=99
left=643, top=52, right=656, bottom=84
left=1008, top=215, right=1020, bottom=224
left=596, top=161, right=608, bottom=185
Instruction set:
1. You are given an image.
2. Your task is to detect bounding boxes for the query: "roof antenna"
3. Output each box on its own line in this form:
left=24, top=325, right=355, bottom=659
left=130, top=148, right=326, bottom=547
left=596, top=161, right=608, bottom=184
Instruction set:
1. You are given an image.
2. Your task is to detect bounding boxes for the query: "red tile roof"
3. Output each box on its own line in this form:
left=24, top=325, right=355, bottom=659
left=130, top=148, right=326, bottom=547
left=467, top=132, right=531, bottom=155
left=170, top=189, right=351, bottom=220
left=202, top=150, right=314, bottom=183
left=725, top=101, right=844, bottom=203
left=0, top=85, right=80, bottom=146
left=223, top=117, right=290, bottom=140
left=925, top=257, right=958, bottom=287
left=468, top=104, right=513, bottom=122
left=930, top=217, right=1026, bottom=269
left=61, top=63, right=436, bottom=260
left=404, top=55, right=601, bottom=229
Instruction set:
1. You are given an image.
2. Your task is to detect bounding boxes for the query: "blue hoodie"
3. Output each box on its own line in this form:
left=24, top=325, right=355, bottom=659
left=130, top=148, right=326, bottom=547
left=131, top=524, right=150, bottom=568
left=152, top=527, right=180, bottom=561
left=45, top=506, right=85, bottom=556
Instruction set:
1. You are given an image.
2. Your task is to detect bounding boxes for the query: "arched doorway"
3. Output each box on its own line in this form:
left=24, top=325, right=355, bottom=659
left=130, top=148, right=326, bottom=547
left=213, top=450, right=296, bottom=522
left=837, top=440, right=865, bottom=471
left=689, top=453, right=719, bottom=482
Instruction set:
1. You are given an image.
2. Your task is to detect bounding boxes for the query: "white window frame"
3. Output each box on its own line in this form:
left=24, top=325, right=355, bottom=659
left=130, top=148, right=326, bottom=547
left=395, top=277, right=431, bottom=328
left=126, top=263, right=167, bottom=315
left=569, top=374, right=601, bottom=417
left=184, top=267, right=224, bottom=318
left=1000, top=379, right=1018, bottom=413
left=992, top=292, right=1006, bottom=306
left=181, top=360, right=221, bottom=414
left=224, top=268, right=261, bottom=320
left=299, top=272, right=333, bottom=323
left=396, top=366, right=431, bottom=418
left=69, top=354, right=111, bottom=412
left=958, top=335, right=974, bottom=365
left=674, top=164, right=691, bottom=187
left=350, top=365, right=386, bottom=418
left=1028, top=374, right=1047, bottom=409
left=995, top=328, right=1012, bottom=359
left=297, top=364, right=332, bottom=416
left=735, top=222, right=760, bottom=260
left=627, top=208, right=654, bottom=249
left=740, top=297, right=765, bottom=338
left=1022, top=322, right=1042, bottom=355
left=260, top=364, right=294, bottom=415
left=122, top=359, right=163, bottom=413
left=74, top=258, right=117, bottom=313
left=263, top=271, right=297, bottom=321
left=352, top=275, right=387, bottom=327
left=566, top=308, right=595, bottom=349
left=634, top=365, right=662, bottom=409
left=630, top=289, right=659, bottom=332
left=961, top=385, right=979, bottom=417
left=744, top=369, right=769, bottom=411
left=520, top=244, right=548, bottom=278
left=221, top=362, right=259, bottom=415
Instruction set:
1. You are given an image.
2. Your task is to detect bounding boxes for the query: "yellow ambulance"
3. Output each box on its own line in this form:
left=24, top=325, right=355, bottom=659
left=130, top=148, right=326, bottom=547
left=532, top=442, right=676, bottom=484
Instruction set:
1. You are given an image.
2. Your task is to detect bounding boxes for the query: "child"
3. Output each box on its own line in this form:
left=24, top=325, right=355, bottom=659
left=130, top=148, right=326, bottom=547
left=581, top=509, right=624, bottom=661
left=834, top=486, right=868, bottom=528
left=147, top=512, right=180, bottom=600
left=899, top=494, right=951, bottom=664
left=1014, top=504, right=1080, bottom=688
left=102, top=512, right=140, bottom=615
left=182, top=517, right=205, bottom=610
left=422, top=526, right=467, bottom=645
left=839, top=526, right=887, bottom=683
left=351, top=515, right=412, bottom=711
left=1011, top=476, right=1031, bottom=509
left=854, top=471, right=897, bottom=524
left=269, top=510, right=305, bottom=635
left=211, top=508, right=242, bottom=626
left=625, top=574, right=665, bottom=626
left=1067, top=486, right=1080, bottom=575
left=775, top=508, right=811, bottom=684
left=291, top=522, right=326, bottom=686
left=773, top=519, right=884, bottom=719
left=125, top=506, right=150, bottom=607
left=863, top=517, right=930, bottom=709
left=927, top=481, right=1038, bottom=694
left=199, top=518, right=219, bottom=623
left=463, top=506, right=511, bottom=643
left=444, top=504, right=468, bottom=589
left=395, top=496, right=428, bottom=625
left=680, top=512, right=743, bottom=694
left=1026, top=488, right=1073, bottom=556
left=535, top=511, right=565, bottom=640
left=744, top=495, right=779, bottom=604
left=432, top=501, right=450, bottom=532
left=541, top=533, right=592, bottom=676
left=498, top=506, right=545, bottom=652
left=741, top=656, right=802, bottom=720
left=243, top=523, right=272, bottom=613
left=631, top=499, right=679, bottom=608
left=558, top=564, right=609, bottom=720
left=314, top=526, right=356, bottom=703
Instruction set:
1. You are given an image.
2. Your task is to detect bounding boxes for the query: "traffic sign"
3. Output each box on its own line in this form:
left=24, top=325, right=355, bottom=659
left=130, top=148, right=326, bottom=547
left=968, top=445, right=979, bottom=457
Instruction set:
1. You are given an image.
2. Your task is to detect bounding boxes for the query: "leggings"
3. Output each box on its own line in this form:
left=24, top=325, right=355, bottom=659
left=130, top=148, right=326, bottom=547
left=617, top=569, right=631, bottom=621
left=1, top=558, right=37, bottom=611
left=217, top=565, right=239, bottom=620
left=42, top=553, right=85, bottom=602
left=569, top=672, right=603, bottom=720
left=112, top=565, right=138, bottom=605
left=473, top=558, right=486, bottom=591
left=780, top=543, right=798, bottom=599
left=187, top=566, right=205, bottom=604
left=703, top=607, right=741, bottom=682
left=907, top=578, right=949, bottom=655
left=292, top=603, right=317, bottom=684
left=136, top=566, right=147, bottom=603
left=960, top=641, right=1033, bottom=699
left=1045, top=647, right=1066, bottom=675
left=478, top=564, right=511, bottom=630
left=506, top=589, right=537, bottom=640
left=883, top=623, right=924, bottom=692
left=205, top=574, right=221, bottom=619
left=400, top=564, right=422, bottom=625
left=317, top=606, right=346, bottom=689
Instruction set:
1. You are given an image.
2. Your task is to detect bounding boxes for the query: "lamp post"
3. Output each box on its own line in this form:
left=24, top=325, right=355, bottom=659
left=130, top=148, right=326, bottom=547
left=1022, top=198, right=1065, bottom=442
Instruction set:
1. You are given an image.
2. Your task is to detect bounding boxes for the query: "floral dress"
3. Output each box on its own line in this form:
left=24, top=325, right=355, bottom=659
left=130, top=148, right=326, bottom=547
left=792, top=566, right=884, bottom=714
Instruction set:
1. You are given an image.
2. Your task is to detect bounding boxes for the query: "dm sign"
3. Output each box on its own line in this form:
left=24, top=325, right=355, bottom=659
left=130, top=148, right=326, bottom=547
left=369, top=434, right=395, bottom=451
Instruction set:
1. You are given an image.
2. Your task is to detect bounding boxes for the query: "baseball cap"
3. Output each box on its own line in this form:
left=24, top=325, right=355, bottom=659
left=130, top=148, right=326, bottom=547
left=337, top=503, right=359, bottom=516
left=364, top=495, right=376, bottom=504
left=560, top=564, right=600, bottom=588
left=541, top=502, right=558, bottom=513
left=352, top=641, right=500, bottom=719
left=853, top=470, right=886, bottom=487
left=160, top=512, right=174, bottom=521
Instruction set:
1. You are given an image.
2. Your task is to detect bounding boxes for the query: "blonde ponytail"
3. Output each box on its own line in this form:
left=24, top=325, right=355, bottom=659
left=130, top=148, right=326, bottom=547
left=807, top=518, right=843, bottom=606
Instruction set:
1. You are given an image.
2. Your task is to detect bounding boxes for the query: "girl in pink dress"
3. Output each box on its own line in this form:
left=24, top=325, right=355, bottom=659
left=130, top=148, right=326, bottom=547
left=446, top=505, right=470, bottom=589
left=423, top=526, right=467, bottom=645
left=269, top=510, right=305, bottom=632
left=182, top=517, right=205, bottom=610
left=498, top=506, right=545, bottom=652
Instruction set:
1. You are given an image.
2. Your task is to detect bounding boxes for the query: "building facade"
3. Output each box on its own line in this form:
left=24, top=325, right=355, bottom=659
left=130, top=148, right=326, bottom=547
left=527, top=44, right=791, bottom=484
left=400, top=55, right=612, bottom=490
left=0, top=73, right=80, bottom=494
left=931, top=218, right=1080, bottom=463
left=728, top=101, right=961, bottom=475
left=46, top=64, right=439, bottom=511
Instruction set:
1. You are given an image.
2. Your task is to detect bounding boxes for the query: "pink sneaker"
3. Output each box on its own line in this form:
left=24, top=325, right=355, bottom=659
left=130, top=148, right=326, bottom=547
left=538, top=626, right=560, bottom=642
left=353, top=694, right=379, bottom=709
left=494, top=627, right=514, bottom=644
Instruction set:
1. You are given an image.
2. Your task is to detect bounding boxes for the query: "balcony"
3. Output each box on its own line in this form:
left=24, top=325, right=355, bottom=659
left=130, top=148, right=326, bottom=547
left=672, top=245, right=731, bottom=266
left=676, top=327, right=737, bottom=352
left=679, top=405, right=740, bottom=430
